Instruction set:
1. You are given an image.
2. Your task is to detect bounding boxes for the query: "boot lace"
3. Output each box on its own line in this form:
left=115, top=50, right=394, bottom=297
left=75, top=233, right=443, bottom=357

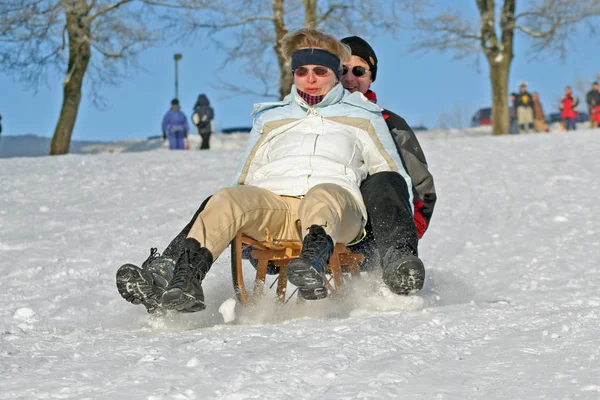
left=300, top=225, right=333, bottom=268
left=170, top=249, right=197, bottom=288
left=141, top=247, right=161, bottom=269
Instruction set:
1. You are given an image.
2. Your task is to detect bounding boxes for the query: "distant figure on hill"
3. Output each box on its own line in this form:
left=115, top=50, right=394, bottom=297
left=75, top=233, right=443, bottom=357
left=559, top=86, right=579, bottom=132
left=586, top=81, right=600, bottom=128
left=532, top=92, right=548, bottom=133
left=161, top=99, right=189, bottom=150
left=191, top=94, right=214, bottom=150
left=509, top=93, right=519, bottom=134
left=515, top=82, right=534, bottom=134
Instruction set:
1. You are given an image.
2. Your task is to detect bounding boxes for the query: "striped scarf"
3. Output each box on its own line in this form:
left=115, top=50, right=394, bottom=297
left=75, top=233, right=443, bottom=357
left=296, top=89, right=325, bottom=106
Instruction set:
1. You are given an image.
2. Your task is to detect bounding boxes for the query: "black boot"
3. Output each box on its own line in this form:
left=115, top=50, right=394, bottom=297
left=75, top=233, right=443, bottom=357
left=381, top=248, right=425, bottom=295
left=286, top=225, right=334, bottom=300
left=116, top=248, right=175, bottom=314
left=161, top=238, right=213, bottom=312
left=360, top=172, right=424, bottom=294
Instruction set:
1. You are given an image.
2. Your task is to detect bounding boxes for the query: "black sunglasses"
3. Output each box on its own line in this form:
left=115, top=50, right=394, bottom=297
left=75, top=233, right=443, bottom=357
left=342, top=65, right=369, bottom=77
left=293, top=66, right=331, bottom=77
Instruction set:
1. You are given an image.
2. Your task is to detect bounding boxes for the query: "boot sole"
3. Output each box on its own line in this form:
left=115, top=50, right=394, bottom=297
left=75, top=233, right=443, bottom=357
left=286, top=259, right=328, bottom=300
left=116, top=264, right=163, bottom=313
left=161, top=288, right=206, bottom=312
left=383, top=256, right=425, bottom=295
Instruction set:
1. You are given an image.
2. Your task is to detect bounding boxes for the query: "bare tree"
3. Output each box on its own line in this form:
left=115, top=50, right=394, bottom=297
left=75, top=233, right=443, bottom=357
left=409, top=0, right=600, bottom=135
left=574, top=73, right=600, bottom=98
left=0, top=0, right=209, bottom=155
left=173, top=0, right=423, bottom=100
left=437, top=102, right=475, bottom=131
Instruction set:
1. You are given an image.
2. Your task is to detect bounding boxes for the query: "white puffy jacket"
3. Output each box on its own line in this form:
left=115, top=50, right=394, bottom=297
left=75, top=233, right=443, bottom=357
left=233, top=84, right=412, bottom=222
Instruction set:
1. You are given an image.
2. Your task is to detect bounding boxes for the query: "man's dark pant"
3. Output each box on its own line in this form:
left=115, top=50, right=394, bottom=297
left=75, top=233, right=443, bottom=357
left=200, top=132, right=211, bottom=149
left=161, top=196, right=212, bottom=261
left=360, top=171, right=418, bottom=262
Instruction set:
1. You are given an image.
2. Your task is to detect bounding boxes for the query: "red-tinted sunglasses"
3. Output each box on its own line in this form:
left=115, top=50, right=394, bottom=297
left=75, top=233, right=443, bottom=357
left=342, top=65, right=369, bottom=77
left=293, top=66, right=331, bottom=77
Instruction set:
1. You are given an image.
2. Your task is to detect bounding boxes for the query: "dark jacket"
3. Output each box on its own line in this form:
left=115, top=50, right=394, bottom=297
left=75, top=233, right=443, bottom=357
left=192, top=94, right=214, bottom=135
left=515, top=91, right=534, bottom=109
left=365, top=90, right=437, bottom=239
left=586, top=89, right=600, bottom=110
left=383, top=109, right=436, bottom=238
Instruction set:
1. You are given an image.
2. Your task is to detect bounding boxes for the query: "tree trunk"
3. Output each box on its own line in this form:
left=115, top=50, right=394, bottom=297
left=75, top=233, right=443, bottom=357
left=50, top=1, right=91, bottom=155
left=477, top=0, right=515, bottom=136
left=488, top=57, right=511, bottom=135
left=303, top=0, right=317, bottom=28
left=272, top=0, right=291, bottom=100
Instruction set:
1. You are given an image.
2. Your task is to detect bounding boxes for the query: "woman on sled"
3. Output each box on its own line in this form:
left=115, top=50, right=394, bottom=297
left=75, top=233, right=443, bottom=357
left=117, top=28, right=419, bottom=313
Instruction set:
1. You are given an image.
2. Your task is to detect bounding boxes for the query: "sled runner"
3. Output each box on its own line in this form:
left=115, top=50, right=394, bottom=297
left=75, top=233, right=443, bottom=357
left=230, top=232, right=364, bottom=305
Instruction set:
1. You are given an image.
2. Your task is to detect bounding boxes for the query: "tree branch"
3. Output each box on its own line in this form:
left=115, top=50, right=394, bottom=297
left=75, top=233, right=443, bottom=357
left=188, top=16, right=275, bottom=31
left=89, top=0, right=134, bottom=21
left=314, top=4, right=349, bottom=26
left=408, top=10, right=482, bottom=57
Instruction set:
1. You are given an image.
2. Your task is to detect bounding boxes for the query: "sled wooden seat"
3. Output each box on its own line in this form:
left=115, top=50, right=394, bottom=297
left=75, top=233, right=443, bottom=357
left=230, top=232, right=364, bottom=305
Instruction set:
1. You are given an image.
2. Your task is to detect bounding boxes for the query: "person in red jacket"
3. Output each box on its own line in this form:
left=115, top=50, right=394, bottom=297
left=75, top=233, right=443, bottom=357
left=559, top=86, right=579, bottom=131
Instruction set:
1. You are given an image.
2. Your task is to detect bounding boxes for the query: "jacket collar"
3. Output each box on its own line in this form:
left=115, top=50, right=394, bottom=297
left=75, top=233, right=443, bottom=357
left=364, top=90, right=378, bottom=102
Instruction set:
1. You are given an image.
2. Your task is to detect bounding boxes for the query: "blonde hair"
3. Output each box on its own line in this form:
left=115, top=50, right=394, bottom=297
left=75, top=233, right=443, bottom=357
left=281, top=28, right=352, bottom=67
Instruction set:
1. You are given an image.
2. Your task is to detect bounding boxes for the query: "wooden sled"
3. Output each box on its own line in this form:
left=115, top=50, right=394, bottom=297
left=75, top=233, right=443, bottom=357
left=230, top=232, right=364, bottom=305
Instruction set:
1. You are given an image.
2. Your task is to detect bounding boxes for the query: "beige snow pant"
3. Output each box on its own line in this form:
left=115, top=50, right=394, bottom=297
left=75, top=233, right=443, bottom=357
left=187, top=183, right=363, bottom=259
left=517, top=106, right=535, bottom=133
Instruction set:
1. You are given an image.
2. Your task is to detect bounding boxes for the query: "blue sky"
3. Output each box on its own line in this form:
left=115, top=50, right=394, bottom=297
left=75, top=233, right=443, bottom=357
left=1, top=3, right=598, bottom=142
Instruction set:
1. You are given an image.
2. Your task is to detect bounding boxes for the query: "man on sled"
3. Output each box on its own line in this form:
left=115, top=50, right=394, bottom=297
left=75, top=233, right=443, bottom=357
left=116, top=29, right=433, bottom=314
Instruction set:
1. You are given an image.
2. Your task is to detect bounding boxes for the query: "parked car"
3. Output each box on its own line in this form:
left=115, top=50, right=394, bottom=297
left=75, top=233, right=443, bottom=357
left=470, top=107, right=492, bottom=127
left=546, top=112, right=589, bottom=124
left=546, top=112, right=562, bottom=124
left=576, top=112, right=589, bottom=123
left=221, top=126, right=252, bottom=134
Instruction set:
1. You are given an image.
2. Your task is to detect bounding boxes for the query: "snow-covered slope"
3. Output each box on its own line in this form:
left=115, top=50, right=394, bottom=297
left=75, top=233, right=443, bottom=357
left=1, top=130, right=599, bottom=399
left=0, top=132, right=249, bottom=158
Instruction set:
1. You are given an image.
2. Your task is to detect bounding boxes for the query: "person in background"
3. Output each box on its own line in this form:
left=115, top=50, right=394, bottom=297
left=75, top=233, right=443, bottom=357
left=0, top=114, right=3, bottom=141
left=509, top=93, right=519, bottom=134
left=192, top=94, right=215, bottom=150
left=532, top=92, right=548, bottom=133
left=161, top=99, right=189, bottom=150
left=559, top=86, right=579, bottom=132
left=515, top=82, right=534, bottom=133
left=586, top=82, right=600, bottom=129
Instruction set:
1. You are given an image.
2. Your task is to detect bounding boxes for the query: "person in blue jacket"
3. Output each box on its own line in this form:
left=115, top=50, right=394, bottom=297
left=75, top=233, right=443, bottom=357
left=161, top=99, right=189, bottom=150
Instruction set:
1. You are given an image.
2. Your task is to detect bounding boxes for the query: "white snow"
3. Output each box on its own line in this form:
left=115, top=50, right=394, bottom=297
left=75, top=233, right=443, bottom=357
left=1, top=128, right=600, bottom=399
left=218, top=299, right=237, bottom=324
left=0, top=132, right=250, bottom=158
